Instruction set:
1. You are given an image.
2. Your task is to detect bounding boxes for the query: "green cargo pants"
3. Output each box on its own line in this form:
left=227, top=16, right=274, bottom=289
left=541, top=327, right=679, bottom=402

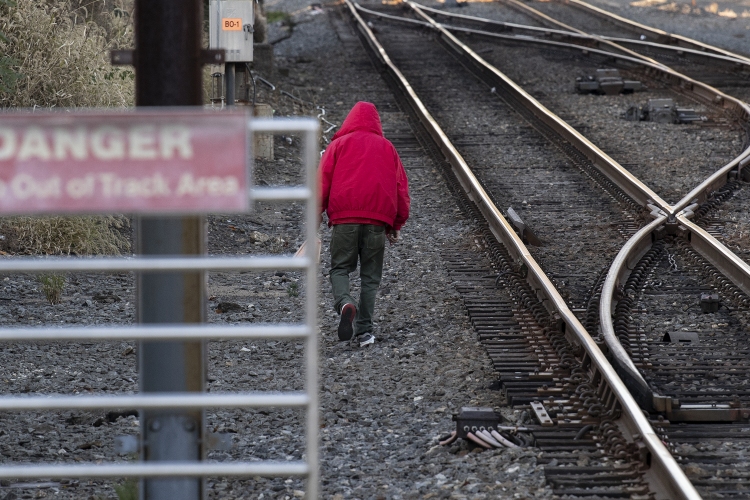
left=329, top=224, right=386, bottom=335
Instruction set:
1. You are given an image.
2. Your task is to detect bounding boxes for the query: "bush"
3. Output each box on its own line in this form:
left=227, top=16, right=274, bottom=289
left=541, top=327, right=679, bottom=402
left=0, top=0, right=134, bottom=108
left=0, top=215, right=130, bottom=255
left=0, top=1, right=135, bottom=257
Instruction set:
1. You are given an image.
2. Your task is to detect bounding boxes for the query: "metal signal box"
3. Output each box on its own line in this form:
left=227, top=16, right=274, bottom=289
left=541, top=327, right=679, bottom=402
left=209, top=0, right=254, bottom=63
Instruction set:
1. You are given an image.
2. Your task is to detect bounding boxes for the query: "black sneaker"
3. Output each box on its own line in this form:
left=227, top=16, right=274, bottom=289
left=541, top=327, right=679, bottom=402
left=356, top=332, right=375, bottom=347
left=337, top=303, right=356, bottom=341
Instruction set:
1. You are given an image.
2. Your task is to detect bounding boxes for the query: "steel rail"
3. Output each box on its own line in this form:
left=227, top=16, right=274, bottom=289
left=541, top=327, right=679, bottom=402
left=556, top=0, right=750, bottom=65
left=356, top=4, right=750, bottom=134
left=407, top=4, right=750, bottom=77
left=496, top=0, right=661, bottom=60
left=360, top=2, right=642, bottom=58
left=676, top=216, right=750, bottom=298
left=357, top=4, right=750, bottom=220
left=593, top=82, right=750, bottom=424
left=598, top=210, right=750, bottom=420
left=399, top=5, right=750, bottom=216
left=600, top=217, right=667, bottom=409
left=491, top=0, right=667, bottom=65
left=355, top=3, right=671, bottom=212
left=440, top=2, right=750, bottom=417
left=601, top=37, right=750, bottom=74
left=576, top=17, right=750, bottom=428
left=344, top=1, right=699, bottom=497
left=674, top=150, right=750, bottom=214
left=430, top=0, right=668, bottom=66
left=502, top=0, right=750, bottom=424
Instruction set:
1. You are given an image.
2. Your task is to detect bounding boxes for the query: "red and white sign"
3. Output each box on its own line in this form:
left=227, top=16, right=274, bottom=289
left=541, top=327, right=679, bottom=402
left=0, top=109, right=250, bottom=214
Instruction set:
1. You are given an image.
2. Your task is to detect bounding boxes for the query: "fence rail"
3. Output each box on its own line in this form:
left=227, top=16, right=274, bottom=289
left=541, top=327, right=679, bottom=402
left=0, top=117, right=320, bottom=498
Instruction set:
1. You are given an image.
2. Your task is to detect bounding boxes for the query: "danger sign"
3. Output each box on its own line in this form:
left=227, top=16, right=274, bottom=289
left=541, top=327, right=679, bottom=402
left=0, top=109, right=250, bottom=214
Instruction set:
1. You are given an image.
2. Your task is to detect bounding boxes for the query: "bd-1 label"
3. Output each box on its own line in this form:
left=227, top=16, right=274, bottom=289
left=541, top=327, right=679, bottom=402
left=222, top=18, right=242, bottom=30
left=0, top=110, right=250, bottom=214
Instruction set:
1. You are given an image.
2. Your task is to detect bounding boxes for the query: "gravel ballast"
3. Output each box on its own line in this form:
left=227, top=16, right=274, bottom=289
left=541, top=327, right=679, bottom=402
left=0, top=0, right=748, bottom=499
left=0, top=2, right=552, bottom=499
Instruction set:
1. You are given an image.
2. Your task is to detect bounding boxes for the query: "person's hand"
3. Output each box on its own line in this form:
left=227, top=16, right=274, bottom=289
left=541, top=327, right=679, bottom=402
left=387, top=229, right=400, bottom=245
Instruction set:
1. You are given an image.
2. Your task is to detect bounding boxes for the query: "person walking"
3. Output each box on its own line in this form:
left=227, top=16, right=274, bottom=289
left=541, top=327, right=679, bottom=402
left=319, top=101, right=410, bottom=347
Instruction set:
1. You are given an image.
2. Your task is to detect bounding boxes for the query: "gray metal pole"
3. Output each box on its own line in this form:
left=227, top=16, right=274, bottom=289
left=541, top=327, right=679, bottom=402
left=225, top=63, right=235, bottom=107
left=134, top=1, right=205, bottom=499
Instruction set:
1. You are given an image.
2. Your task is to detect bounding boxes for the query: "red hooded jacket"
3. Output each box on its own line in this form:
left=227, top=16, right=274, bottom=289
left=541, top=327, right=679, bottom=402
left=319, top=102, right=410, bottom=230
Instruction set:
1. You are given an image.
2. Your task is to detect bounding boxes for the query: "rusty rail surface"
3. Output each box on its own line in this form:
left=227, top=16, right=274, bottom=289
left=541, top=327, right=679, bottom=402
left=346, top=1, right=700, bottom=498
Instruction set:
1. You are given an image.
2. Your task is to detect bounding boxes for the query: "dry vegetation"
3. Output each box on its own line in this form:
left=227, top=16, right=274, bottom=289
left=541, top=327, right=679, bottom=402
left=0, top=215, right=130, bottom=255
left=0, top=1, right=135, bottom=256
left=0, top=0, right=134, bottom=109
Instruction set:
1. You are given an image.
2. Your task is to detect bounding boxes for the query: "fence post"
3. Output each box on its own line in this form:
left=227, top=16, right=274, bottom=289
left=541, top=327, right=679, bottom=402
left=226, top=63, right=236, bottom=107
left=134, top=1, right=205, bottom=499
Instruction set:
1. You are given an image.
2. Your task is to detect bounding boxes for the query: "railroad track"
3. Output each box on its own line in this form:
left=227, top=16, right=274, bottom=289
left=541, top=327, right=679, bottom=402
left=346, top=0, right=750, bottom=498
left=0, top=1, right=744, bottom=496
left=510, top=0, right=750, bottom=102
left=407, top=0, right=750, bottom=103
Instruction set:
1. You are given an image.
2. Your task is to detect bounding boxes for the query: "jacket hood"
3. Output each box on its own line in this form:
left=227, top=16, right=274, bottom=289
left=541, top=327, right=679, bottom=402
left=331, top=101, right=383, bottom=141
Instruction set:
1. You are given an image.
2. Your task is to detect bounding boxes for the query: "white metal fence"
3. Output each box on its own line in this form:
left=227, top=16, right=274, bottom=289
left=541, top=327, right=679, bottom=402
left=0, top=117, right=320, bottom=498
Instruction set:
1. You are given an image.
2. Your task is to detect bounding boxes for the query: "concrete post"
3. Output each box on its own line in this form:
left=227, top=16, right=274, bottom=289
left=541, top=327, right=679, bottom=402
left=254, top=103, right=274, bottom=159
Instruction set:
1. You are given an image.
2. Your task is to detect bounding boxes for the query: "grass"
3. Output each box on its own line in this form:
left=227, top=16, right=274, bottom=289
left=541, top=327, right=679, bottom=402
left=114, top=479, right=137, bottom=500
left=266, top=10, right=292, bottom=24
left=0, top=0, right=19, bottom=94
left=287, top=281, right=299, bottom=297
left=38, top=273, right=64, bottom=304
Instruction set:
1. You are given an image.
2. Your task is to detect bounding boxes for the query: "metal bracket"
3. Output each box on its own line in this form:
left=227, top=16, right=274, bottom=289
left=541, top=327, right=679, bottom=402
left=507, top=207, right=542, bottom=246
left=201, top=49, right=226, bottom=65
left=667, top=404, right=750, bottom=422
left=530, top=401, right=554, bottom=426
left=243, top=23, right=255, bottom=41
left=678, top=202, right=700, bottom=219
left=646, top=203, right=666, bottom=218
left=652, top=394, right=678, bottom=413
left=111, top=49, right=226, bottom=66
left=665, top=215, right=678, bottom=235
left=663, top=331, right=700, bottom=344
